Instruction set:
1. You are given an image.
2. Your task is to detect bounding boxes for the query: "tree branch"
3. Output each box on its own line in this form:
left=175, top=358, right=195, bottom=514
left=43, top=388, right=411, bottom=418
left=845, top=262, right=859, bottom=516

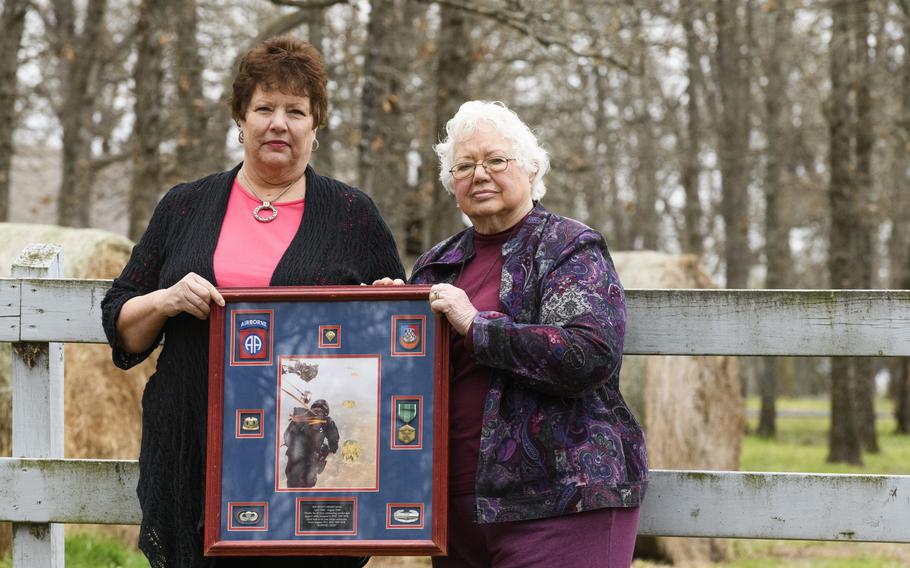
left=421, top=0, right=630, bottom=71
left=253, top=9, right=321, bottom=46
left=91, top=150, right=130, bottom=172
left=268, top=0, right=350, bottom=9
left=269, top=0, right=631, bottom=69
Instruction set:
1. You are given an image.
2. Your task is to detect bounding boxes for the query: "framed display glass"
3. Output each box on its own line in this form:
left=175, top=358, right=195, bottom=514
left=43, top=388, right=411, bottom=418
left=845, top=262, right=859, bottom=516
left=205, top=286, right=449, bottom=556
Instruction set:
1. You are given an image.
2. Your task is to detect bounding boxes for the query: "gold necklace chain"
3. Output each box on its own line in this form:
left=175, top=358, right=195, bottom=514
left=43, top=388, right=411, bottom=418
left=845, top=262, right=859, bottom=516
left=238, top=168, right=302, bottom=223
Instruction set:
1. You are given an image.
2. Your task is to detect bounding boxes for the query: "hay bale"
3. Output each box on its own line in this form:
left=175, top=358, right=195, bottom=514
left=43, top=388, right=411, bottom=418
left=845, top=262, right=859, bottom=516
left=614, top=251, right=744, bottom=565
left=0, top=223, right=152, bottom=459
left=0, top=223, right=134, bottom=282
left=0, top=224, right=153, bottom=554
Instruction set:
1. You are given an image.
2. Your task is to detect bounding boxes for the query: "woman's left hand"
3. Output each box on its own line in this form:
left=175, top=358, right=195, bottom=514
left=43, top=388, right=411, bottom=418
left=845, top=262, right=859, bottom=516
left=429, top=284, right=477, bottom=336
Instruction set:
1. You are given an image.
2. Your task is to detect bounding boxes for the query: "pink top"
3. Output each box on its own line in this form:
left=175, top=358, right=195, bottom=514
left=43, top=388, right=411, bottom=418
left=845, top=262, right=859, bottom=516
left=213, top=179, right=305, bottom=287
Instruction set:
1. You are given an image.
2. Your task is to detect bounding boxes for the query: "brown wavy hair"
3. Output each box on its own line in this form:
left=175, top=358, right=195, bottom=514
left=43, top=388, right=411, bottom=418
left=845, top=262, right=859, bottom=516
left=230, top=36, right=328, bottom=128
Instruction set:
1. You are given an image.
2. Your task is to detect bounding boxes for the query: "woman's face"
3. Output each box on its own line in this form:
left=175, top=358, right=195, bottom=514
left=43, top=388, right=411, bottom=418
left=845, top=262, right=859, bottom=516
left=240, top=86, right=316, bottom=178
left=451, top=124, right=534, bottom=234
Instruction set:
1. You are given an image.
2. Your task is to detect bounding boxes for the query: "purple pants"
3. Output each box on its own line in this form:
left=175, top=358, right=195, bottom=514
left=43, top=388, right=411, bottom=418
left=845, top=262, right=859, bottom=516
left=433, top=494, right=640, bottom=568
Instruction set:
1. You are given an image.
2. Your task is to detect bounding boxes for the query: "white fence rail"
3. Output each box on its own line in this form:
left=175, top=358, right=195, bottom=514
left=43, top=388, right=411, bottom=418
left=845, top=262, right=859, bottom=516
left=2, top=245, right=909, bottom=566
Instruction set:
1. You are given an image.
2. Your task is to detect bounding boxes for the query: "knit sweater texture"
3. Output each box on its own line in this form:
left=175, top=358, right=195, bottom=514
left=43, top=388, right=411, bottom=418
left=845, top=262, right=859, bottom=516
left=102, top=164, right=405, bottom=568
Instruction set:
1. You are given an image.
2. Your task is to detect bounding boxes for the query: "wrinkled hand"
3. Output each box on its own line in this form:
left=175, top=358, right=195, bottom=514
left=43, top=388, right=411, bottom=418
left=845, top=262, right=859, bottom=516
left=372, top=277, right=405, bottom=286
left=429, top=284, right=477, bottom=336
left=160, top=272, right=225, bottom=319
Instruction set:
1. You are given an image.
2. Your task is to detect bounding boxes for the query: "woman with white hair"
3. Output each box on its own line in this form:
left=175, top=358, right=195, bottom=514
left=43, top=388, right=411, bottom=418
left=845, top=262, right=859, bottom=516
left=391, top=101, right=648, bottom=566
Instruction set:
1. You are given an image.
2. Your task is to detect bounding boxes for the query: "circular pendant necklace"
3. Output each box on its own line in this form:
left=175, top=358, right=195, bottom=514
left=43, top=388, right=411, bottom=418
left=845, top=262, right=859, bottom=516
left=238, top=169, right=301, bottom=222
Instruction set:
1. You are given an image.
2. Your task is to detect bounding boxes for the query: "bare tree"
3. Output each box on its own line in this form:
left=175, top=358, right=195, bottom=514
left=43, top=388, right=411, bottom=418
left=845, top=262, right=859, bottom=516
left=170, top=0, right=212, bottom=184
left=0, top=0, right=29, bottom=222
left=757, top=0, right=794, bottom=438
left=714, top=0, right=752, bottom=288
left=892, top=0, right=910, bottom=435
left=680, top=1, right=705, bottom=255
left=128, top=0, right=167, bottom=241
left=425, top=2, right=474, bottom=246
left=826, top=0, right=876, bottom=465
left=894, top=352, right=910, bottom=434
left=304, top=7, right=335, bottom=175
left=588, top=63, right=630, bottom=249
left=628, top=9, right=659, bottom=250
left=51, top=0, right=110, bottom=227
left=851, top=0, right=878, bottom=454
left=358, top=0, right=416, bottom=251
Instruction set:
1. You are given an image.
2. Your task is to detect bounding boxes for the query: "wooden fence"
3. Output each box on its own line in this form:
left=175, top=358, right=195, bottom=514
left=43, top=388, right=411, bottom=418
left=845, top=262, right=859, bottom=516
left=1, top=244, right=908, bottom=566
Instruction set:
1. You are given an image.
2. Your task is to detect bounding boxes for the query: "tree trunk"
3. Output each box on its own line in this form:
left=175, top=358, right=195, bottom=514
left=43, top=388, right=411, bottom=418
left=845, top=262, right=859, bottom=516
left=358, top=0, right=412, bottom=251
left=681, top=5, right=704, bottom=255
left=850, top=0, right=878, bottom=453
left=757, top=0, right=793, bottom=439
left=596, top=67, right=631, bottom=251
left=896, top=358, right=910, bottom=434
left=0, top=0, right=28, bottom=222
left=829, top=358, right=862, bottom=464
left=55, top=0, right=109, bottom=228
left=305, top=9, right=335, bottom=176
left=826, top=0, right=866, bottom=465
left=171, top=0, right=212, bottom=184
left=757, top=360, right=777, bottom=438
left=763, top=0, right=792, bottom=293
left=631, top=11, right=659, bottom=251
left=427, top=2, right=473, bottom=246
left=129, top=0, right=166, bottom=241
left=400, top=0, right=430, bottom=258
left=715, top=0, right=751, bottom=288
left=587, top=64, right=626, bottom=247
left=893, top=3, right=910, bottom=435
left=0, top=0, right=22, bottom=533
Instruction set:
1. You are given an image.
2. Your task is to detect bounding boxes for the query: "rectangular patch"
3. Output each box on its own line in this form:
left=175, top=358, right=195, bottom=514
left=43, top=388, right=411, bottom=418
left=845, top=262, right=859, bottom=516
left=230, top=310, right=274, bottom=366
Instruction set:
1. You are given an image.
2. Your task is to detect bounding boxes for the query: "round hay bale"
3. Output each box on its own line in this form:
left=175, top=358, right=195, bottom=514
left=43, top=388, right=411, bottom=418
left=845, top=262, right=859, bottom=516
left=0, top=224, right=153, bottom=553
left=614, top=251, right=744, bottom=564
left=0, top=223, right=134, bottom=281
left=0, top=223, right=151, bottom=459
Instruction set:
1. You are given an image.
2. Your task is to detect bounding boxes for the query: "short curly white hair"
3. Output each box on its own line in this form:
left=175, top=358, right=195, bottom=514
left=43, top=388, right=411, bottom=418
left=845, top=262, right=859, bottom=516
left=434, top=101, right=550, bottom=200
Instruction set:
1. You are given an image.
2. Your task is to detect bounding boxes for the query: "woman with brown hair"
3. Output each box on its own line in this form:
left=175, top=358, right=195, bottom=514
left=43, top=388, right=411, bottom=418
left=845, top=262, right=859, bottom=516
left=103, top=36, right=404, bottom=567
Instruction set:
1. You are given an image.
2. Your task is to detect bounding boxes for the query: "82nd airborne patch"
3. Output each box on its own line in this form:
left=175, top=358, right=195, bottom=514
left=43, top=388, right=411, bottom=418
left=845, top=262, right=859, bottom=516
left=231, top=310, right=274, bottom=366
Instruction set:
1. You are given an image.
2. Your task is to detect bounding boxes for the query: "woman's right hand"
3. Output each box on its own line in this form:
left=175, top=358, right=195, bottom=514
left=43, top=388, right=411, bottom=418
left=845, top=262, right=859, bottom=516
left=372, top=277, right=405, bottom=286
left=116, top=272, right=224, bottom=354
left=159, top=272, right=225, bottom=319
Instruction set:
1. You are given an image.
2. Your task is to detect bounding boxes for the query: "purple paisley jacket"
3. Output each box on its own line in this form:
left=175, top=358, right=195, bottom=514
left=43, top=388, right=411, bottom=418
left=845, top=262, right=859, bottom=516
left=410, top=203, right=648, bottom=523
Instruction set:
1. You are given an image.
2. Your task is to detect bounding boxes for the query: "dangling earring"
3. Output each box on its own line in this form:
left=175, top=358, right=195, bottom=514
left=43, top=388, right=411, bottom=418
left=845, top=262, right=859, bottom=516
left=238, top=129, right=244, bottom=144
left=312, top=138, right=319, bottom=151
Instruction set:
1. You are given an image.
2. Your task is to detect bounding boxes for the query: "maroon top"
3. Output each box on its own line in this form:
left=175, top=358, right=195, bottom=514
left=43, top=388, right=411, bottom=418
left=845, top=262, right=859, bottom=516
left=449, top=225, right=515, bottom=495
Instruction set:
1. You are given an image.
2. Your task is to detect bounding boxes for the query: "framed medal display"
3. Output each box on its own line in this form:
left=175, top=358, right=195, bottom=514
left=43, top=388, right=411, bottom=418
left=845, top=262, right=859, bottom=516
left=205, top=286, right=449, bottom=556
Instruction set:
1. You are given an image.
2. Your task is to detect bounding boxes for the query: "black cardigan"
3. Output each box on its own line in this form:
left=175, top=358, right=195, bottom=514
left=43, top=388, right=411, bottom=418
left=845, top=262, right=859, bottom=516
left=102, top=164, right=405, bottom=567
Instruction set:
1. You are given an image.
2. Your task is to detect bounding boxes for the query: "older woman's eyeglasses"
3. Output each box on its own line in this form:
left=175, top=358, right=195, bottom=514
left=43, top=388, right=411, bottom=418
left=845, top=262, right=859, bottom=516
left=449, top=157, right=516, bottom=180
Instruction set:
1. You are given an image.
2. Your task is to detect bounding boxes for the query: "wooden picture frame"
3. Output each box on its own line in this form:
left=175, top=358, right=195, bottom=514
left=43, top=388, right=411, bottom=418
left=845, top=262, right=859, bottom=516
left=205, top=286, right=449, bottom=556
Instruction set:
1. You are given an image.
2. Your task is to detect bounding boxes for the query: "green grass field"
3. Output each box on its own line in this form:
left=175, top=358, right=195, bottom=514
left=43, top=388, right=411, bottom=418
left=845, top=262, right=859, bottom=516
left=666, top=396, right=910, bottom=568
left=2, top=397, right=908, bottom=567
left=0, top=532, right=149, bottom=568
left=742, top=397, right=910, bottom=475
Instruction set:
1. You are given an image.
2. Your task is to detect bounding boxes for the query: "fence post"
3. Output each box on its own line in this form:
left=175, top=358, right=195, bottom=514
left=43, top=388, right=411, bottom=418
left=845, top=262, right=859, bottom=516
left=10, top=244, right=65, bottom=567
